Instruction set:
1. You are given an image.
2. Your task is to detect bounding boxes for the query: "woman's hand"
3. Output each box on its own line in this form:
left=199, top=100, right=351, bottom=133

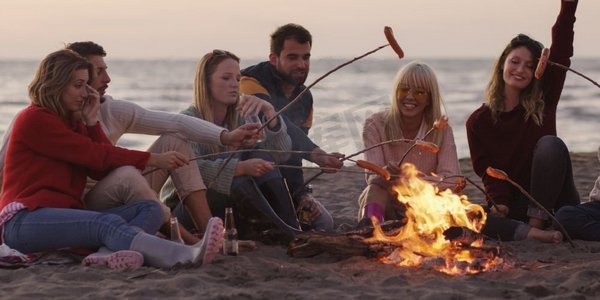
left=237, top=94, right=279, bottom=128
left=82, top=85, right=101, bottom=126
left=235, top=158, right=274, bottom=177
left=148, top=151, right=189, bottom=171
left=220, top=123, right=261, bottom=148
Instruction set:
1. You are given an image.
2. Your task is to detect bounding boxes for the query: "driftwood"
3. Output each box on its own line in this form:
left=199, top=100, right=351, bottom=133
left=287, top=221, right=495, bottom=260
left=288, top=220, right=405, bottom=258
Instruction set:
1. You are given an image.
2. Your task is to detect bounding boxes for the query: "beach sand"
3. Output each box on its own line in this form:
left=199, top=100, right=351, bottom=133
left=3, top=152, right=600, bottom=299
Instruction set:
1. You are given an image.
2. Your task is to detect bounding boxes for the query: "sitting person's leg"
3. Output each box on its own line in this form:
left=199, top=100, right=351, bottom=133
left=85, top=165, right=195, bottom=244
left=145, top=133, right=212, bottom=242
left=278, top=156, right=334, bottom=232
left=84, top=166, right=167, bottom=217
left=529, top=135, right=580, bottom=228
left=231, top=175, right=301, bottom=240
left=242, top=151, right=303, bottom=231
left=100, top=199, right=165, bottom=234
left=357, top=183, right=389, bottom=223
left=3, top=205, right=224, bottom=269
left=555, top=201, right=600, bottom=241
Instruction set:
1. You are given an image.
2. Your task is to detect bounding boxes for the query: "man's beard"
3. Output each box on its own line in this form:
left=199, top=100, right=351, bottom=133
left=282, top=72, right=308, bottom=86
left=276, top=64, right=308, bottom=86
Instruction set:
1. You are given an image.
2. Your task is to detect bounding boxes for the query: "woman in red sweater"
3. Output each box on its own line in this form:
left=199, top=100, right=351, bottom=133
left=466, top=0, right=579, bottom=241
left=0, top=49, right=223, bottom=269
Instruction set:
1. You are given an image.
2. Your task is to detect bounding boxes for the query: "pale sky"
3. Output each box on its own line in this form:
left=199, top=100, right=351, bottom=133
left=1, top=0, right=599, bottom=60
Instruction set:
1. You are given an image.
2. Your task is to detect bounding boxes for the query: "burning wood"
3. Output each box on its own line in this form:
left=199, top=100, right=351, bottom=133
left=289, top=163, right=511, bottom=275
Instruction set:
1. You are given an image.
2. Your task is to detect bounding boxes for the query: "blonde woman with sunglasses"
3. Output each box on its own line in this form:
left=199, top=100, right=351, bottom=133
left=357, top=61, right=460, bottom=226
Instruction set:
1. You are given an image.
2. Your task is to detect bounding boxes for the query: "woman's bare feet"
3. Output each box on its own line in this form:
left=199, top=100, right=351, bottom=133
left=527, top=227, right=563, bottom=243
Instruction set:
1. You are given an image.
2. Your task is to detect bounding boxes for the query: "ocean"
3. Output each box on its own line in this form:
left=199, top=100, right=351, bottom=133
left=1, top=58, right=600, bottom=160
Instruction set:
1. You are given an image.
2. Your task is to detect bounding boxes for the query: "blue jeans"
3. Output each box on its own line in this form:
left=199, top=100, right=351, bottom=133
left=3, top=200, right=164, bottom=254
left=555, top=201, right=600, bottom=241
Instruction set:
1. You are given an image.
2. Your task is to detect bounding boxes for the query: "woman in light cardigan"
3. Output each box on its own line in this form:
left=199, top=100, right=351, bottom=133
left=358, top=61, right=460, bottom=225
left=162, top=50, right=303, bottom=241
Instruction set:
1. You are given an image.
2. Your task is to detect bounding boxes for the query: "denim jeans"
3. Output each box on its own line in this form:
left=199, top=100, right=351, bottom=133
left=3, top=200, right=164, bottom=254
left=555, top=201, right=600, bottom=241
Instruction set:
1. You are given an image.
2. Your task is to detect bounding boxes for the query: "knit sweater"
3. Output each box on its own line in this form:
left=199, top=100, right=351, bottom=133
left=96, top=95, right=225, bottom=146
left=363, top=110, right=460, bottom=191
left=0, top=94, right=228, bottom=190
left=161, top=106, right=292, bottom=196
left=0, top=105, right=149, bottom=211
left=466, top=0, right=577, bottom=206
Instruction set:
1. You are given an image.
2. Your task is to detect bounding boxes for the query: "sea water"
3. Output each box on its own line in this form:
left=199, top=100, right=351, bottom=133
left=1, top=58, right=599, bottom=160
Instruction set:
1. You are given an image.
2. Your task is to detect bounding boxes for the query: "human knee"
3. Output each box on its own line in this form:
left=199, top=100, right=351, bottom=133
left=136, top=200, right=166, bottom=226
left=534, top=136, right=568, bottom=161
left=554, top=205, right=584, bottom=230
left=150, top=134, right=192, bottom=156
left=109, top=166, right=150, bottom=188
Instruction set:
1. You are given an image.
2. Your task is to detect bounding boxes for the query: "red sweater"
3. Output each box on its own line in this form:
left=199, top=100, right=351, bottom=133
left=0, top=105, right=150, bottom=210
left=466, top=0, right=577, bottom=206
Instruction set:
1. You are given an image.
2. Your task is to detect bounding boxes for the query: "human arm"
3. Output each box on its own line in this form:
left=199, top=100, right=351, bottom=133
left=465, top=113, right=514, bottom=208
left=543, top=0, right=578, bottom=108
left=362, top=113, right=389, bottom=184
left=105, top=98, right=226, bottom=145
left=236, top=94, right=292, bottom=161
left=18, top=107, right=149, bottom=172
left=238, top=77, right=318, bottom=159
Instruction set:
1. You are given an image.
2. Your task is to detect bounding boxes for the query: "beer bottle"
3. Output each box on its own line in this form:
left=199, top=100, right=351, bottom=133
left=170, top=216, right=184, bottom=244
left=223, top=207, right=239, bottom=255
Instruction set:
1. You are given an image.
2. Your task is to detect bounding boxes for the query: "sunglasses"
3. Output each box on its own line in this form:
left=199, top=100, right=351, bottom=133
left=398, top=84, right=429, bottom=101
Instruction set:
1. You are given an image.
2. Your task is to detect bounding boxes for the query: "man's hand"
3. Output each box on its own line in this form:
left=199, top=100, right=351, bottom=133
left=309, top=148, right=344, bottom=173
left=220, top=123, right=261, bottom=148
left=148, top=151, right=189, bottom=171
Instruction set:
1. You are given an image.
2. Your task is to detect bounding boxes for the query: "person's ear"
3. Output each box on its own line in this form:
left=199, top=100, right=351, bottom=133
left=268, top=53, right=277, bottom=65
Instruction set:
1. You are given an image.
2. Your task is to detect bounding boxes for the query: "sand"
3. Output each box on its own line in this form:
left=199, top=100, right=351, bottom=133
left=2, top=152, right=600, bottom=299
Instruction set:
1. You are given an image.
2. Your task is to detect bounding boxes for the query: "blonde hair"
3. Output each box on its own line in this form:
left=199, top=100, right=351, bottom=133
left=385, top=61, right=446, bottom=145
left=193, top=50, right=241, bottom=152
left=485, top=34, right=544, bottom=125
left=28, top=49, right=91, bottom=121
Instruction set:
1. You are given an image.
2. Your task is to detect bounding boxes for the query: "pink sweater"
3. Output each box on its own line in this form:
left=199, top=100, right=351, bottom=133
left=362, top=110, right=460, bottom=190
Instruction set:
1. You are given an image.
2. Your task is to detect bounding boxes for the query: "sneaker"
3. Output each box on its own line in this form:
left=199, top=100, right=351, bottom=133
left=82, top=248, right=144, bottom=270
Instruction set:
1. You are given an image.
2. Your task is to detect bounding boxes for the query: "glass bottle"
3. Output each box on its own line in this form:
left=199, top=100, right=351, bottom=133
left=170, top=216, right=184, bottom=244
left=223, top=207, right=239, bottom=256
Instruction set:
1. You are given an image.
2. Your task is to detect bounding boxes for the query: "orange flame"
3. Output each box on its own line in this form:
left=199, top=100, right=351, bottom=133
left=365, top=163, right=508, bottom=275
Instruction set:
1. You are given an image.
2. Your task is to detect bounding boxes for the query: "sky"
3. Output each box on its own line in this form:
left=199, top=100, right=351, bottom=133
left=1, top=0, right=599, bottom=60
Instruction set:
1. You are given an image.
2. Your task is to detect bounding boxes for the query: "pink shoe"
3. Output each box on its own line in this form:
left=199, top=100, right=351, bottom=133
left=82, top=248, right=144, bottom=270
left=198, top=217, right=224, bottom=265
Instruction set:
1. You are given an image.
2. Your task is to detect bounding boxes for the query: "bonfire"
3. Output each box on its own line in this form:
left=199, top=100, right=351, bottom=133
left=289, top=162, right=511, bottom=275
left=364, top=163, right=507, bottom=275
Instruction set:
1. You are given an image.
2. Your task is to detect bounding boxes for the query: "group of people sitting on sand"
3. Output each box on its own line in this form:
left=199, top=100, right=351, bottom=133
left=0, top=0, right=598, bottom=270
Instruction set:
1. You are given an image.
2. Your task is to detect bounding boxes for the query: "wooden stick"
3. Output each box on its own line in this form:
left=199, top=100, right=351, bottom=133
left=299, top=138, right=413, bottom=191
left=443, top=175, right=501, bottom=212
left=212, top=41, right=400, bottom=188
left=548, top=61, right=600, bottom=88
left=486, top=167, right=575, bottom=247
left=257, top=44, right=391, bottom=133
